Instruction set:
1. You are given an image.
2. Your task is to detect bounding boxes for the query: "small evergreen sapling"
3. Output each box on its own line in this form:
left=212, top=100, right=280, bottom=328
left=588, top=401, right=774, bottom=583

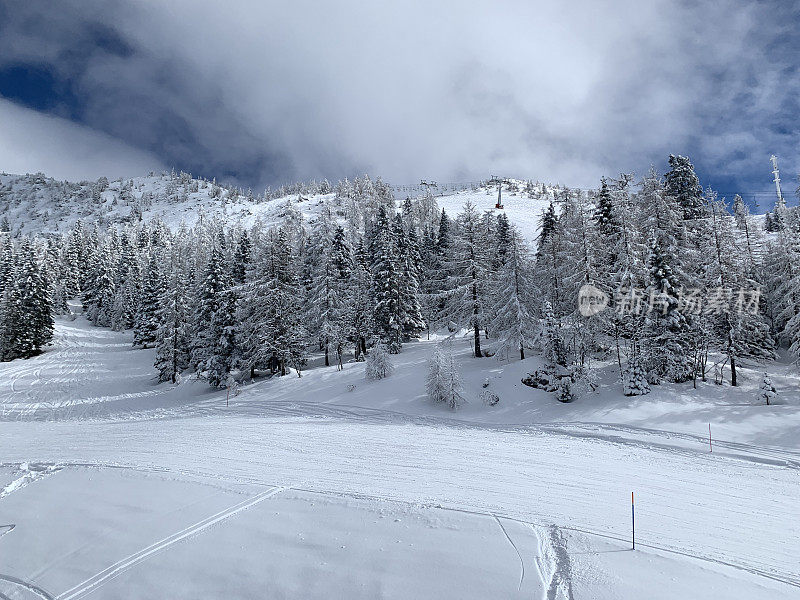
left=365, top=342, right=393, bottom=380
left=623, top=351, right=650, bottom=396
left=758, top=373, right=777, bottom=406
left=426, top=341, right=465, bottom=409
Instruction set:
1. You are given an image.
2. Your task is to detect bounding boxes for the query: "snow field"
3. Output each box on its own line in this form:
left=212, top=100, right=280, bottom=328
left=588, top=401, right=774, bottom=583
left=1, top=315, right=799, bottom=598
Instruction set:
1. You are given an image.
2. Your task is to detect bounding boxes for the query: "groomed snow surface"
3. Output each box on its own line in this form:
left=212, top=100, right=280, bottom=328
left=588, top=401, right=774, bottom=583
left=1, top=312, right=799, bottom=599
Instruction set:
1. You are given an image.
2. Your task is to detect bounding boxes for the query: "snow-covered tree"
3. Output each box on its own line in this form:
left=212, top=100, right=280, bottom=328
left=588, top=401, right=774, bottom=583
left=622, top=340, right=650, bottom=396
left=758, top=373, right=776, bottom=405
left=190, top=243, right=229, bottom=371
left=154, top=266, right=190, bottom=384
left=486, top=226, right=536, bottom=360
left=643, top=237, right=693, bottom=383
left=426, top=341, right=465, bottom=409
left=439, top=202, right=489, bottom=358
left=133, top=251, right=165, bottom=348
left=370, top=206, right=404, bottom=352
left=206, top=287, right=238, bottom=388
left=665, top=154, right=705, bottom=220
left=365, top=342, right=393, bottom=380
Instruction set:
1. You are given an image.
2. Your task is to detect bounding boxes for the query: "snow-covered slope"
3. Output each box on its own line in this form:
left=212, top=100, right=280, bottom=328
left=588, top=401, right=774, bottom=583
left=1, top=313, right=799, bottom=599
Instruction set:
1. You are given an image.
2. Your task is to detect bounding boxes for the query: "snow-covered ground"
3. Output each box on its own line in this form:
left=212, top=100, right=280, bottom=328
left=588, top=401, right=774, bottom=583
left=1, top=313, right=799, bottom=598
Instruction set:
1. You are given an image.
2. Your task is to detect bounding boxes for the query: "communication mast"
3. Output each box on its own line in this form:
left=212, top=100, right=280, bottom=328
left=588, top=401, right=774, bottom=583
left=771, top=155, right=786, bottom=210
left=488, top=175, right=508, bottom=209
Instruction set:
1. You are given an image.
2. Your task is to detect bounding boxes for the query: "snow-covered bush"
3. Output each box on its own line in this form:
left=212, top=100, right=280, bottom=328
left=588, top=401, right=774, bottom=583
left=480, top=389, right=500, bottom=406
left=555, top=376, right=574, bottom=403
left=365, top=343, right=393, bottom=380
left=758, top=373, right=777, bottom=405
left=623, top=353, right=650, bottom=396
left=427, top=342, right=465, bottom=410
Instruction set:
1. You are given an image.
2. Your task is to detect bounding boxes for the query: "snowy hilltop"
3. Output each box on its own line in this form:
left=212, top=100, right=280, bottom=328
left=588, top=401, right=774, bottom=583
left=0, top=170, right=553, bottom=242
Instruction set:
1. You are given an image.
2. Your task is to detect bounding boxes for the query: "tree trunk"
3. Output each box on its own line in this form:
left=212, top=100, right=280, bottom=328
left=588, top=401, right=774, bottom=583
left=730, top=356, right=737, bottom=387
left=519, top=343, right=525, bottom=360
left=324, top=337, right=329, bottom=367
left=473, top=323, right=482, bottom=358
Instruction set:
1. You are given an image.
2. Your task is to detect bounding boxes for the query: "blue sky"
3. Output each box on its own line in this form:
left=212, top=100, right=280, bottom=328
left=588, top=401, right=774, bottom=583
left=0, top=0, right=797, bottom=208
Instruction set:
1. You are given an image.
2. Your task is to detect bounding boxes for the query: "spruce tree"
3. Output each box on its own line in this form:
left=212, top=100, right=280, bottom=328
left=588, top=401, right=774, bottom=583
left=644, top=237, right=693, bottom=383
left=133, top=251, right=165, bottom=348
left=370, top=206, right=404, bottom=353
left=190, top=244, right=229, bottom=371
left=206, top=287, right=238, bottom=388
left=664, top=154, right=705, bottom=220
left=155, top=267, right=190, bottom=383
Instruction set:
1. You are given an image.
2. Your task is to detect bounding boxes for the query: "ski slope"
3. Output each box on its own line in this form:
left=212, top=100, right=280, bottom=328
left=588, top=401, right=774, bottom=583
left=1, top=314, right=799, bottom=598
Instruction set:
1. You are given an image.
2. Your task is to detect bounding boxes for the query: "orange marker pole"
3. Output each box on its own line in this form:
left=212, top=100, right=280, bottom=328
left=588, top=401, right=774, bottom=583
left=631, top=492, right=635, bottom=550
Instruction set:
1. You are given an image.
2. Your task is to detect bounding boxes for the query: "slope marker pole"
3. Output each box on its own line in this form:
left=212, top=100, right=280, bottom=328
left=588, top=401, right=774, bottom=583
left=709, top=423, right=712, bottom=452
left=631, top=491, right=635, bottom=550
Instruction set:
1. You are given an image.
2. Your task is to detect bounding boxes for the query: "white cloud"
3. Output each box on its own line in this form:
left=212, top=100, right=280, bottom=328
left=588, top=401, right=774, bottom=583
left=0, top=98, right=164, bottom=181
left=0, top=0, right=796, bottom=190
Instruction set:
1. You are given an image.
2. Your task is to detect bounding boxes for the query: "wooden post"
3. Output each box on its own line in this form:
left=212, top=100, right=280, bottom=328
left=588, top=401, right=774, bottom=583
left=631, top=492, right=635, bottom=550
left=709, top=423, right=712, bottom=452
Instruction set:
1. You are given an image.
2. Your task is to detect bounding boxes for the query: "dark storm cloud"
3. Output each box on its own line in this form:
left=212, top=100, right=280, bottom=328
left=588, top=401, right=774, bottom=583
left=0, top=0, right=797, bottom=197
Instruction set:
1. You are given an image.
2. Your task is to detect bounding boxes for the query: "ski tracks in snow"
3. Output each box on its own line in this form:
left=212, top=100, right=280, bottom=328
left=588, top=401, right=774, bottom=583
left=55, top=485, right=287, bottom=600
left=491, top=515, right=575, bottom=600
left=536, top=525, right=575, bottom=600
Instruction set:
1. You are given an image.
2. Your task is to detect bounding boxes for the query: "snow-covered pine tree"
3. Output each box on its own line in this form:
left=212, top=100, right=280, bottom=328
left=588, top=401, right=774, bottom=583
left=236, top=227, right=308, bottom=378
left=346, top=238, right=374, bottom=361
left=703, top=191, right=775, bottom=385
left=440, top=202, right=489, bottom=358
left=553, top=189, right=601, bottom=365
left=133, top=250, right=165, bottom=348
left=555, top=375, right=574, bottom=403
left=643, top=237, right=694, bottom=383
left=594, top=178, right=618, bottom=238
left=317, top=224, right=352, bottom=367
left=83, top=243, right=116, bottom=327
left=537, top=201, right=558, bottom=254
left=190, top=242, right=229, bottom=372
left=539, top=300, right=568, bottom=376
left=206, top=286, right=238, bottom=388
left=664, top=154, right=705, bottom=221
left=0, top=234, right=14, bottom=298
left=426, top=341, right=465, bottom=409
left=393, top=214, right=426, bottom=341
left=232, top=230, right=251, bottom=285
left=111, top=232, right=142, bottom=331
left=370, top=205, right=404, bottom=353
left=10, top=241, right=54, bottom=358
left=758, top=373, right=776, bottom=405
left=486, top=225, right=536, bottom=360
left=0, top=278, right=24, bottom=361
left=622, top=338, right=650, bottom=396
left=419, top=209, right=452, bottom=334
left=154, top=263, right=190, bottom=383
left=365, top=342, right=393, bottom=380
